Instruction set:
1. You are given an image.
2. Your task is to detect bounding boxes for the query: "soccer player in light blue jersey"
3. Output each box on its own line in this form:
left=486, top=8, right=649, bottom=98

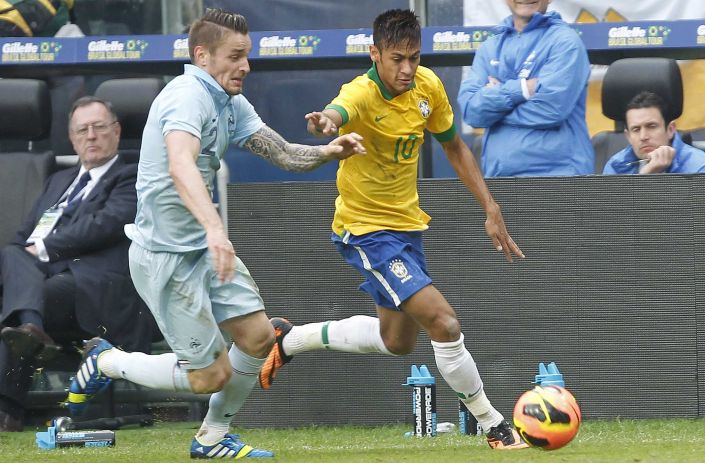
left=65, top=8, right=365, bottom=459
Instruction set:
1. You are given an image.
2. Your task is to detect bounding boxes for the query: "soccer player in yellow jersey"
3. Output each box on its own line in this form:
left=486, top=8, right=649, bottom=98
left=260, top=9, right=527, bottom=450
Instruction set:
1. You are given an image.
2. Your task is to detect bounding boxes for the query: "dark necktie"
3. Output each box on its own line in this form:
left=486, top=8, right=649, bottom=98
left=61, top=171, right=91, bottom=219
left=67, top=171, right=91, bottom=204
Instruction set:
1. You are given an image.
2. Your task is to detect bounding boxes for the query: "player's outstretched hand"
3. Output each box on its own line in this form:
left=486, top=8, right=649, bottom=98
left=306, top=112, right=338, bottom=137
left=325, top=132, right=366, bottom=160
left=484, top=202, right=524, bottom=263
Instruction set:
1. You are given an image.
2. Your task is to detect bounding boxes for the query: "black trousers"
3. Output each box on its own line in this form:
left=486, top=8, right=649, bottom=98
left=0, top=244, right=89, bottom=409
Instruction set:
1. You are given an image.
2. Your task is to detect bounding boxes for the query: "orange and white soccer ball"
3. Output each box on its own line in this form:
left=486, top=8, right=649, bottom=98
left=513, top=385, right=582, bottom=450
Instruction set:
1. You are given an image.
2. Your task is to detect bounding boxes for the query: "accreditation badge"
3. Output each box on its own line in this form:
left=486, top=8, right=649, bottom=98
left=27, top=207, right=63, bottom=243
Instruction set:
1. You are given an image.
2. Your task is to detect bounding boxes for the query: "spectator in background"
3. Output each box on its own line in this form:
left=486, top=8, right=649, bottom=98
left=0, top=0, right=75, bottom=37
left=457, top=0, right=594, bottom=177
left=0, top=96, right=157, bottom=432
left=603, top=91, right=705, bottom=175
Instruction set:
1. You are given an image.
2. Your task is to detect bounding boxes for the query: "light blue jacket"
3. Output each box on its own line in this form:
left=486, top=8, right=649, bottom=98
left=602, top=132, right=705, bottom=174
left=458, top=11, right=594, bottom=177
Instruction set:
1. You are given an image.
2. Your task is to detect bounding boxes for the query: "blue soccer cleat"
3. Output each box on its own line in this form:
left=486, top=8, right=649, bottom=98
left=65, top=337, right=114, bottom=415
left=190, top=434, right=274, bottom=459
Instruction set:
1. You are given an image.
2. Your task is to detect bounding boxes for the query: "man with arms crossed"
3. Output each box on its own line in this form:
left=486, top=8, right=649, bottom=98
left=260, top=9, right=527, bottom=451
left=457, top=0, right=594, bottom=177
left=66, top=8, right=365, bottom=459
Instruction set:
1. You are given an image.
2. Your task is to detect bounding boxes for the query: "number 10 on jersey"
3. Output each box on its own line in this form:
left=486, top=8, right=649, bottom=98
left=393, top=135, right=418, bottom=163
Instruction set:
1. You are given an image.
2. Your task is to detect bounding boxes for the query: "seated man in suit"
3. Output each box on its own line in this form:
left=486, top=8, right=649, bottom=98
left=0, top=96, right=157, bottom=431
left=603, top=91, right=705, bottom=175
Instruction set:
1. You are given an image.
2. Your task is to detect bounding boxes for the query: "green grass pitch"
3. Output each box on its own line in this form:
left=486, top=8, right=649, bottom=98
left=1, top=418, right=704, bottom=462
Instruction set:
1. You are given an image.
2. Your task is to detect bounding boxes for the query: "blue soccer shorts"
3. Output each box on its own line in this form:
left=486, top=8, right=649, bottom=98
left=128, top=242, right=265, bottom=369
left=331, top=230, right=432, bottom=310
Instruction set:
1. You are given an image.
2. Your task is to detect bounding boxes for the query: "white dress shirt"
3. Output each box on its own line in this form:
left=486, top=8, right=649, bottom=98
left=34, top=155, right=119, bottom=262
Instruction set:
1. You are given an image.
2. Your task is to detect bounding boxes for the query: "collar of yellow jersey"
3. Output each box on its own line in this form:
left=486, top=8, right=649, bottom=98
left=366, top=63, right=416, bottom=101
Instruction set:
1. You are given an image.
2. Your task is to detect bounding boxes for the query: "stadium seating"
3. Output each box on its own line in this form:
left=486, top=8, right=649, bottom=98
left=592, top=58, right=683, bottom=173
left=686, top=127, right=705, bottom=151
left=0, top=79, right=57, bottom=247
left=95, top=77, right=165, bottom=163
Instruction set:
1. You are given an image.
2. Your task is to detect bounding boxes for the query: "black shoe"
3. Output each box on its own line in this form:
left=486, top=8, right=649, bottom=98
left=1, top=323, right=61, bottom=364
left=0, top=408, right=23, bottom=432
left=486, top=420, right=529, bottom=450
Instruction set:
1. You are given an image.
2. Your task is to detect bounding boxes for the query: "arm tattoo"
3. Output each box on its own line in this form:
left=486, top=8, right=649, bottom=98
left=244, top=125, right=330, bottom=172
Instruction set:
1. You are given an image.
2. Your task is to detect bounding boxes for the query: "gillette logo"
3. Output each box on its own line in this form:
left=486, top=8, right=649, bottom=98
left=608, top=26, right=646, bottom=38
left=433, top=31, right=470, bottom=43
left=260, top=36, right=296, bottom=48
left=346, top=34, right=372, bottom=46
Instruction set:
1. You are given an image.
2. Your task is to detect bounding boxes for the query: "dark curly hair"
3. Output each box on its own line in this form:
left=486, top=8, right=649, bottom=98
left=373, top=9, right=420, bottom=51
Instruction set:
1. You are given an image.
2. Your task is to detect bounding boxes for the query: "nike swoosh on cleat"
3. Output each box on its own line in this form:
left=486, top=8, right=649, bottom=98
left=224, top=412, right=236, bottom=417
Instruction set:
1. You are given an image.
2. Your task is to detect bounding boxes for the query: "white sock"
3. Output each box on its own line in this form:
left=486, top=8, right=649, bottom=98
left=282, top=315, right=392, bottom=355
left=197, top=344, right=265, bottom=446
left=465, top=390, right=504, bottom=431
left=99, top=349, right=192, bottom=392
left=431, top=333, right=503, bottom=431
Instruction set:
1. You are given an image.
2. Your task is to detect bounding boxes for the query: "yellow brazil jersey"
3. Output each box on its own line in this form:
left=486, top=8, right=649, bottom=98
left=327, top=64, right=456, bottom=236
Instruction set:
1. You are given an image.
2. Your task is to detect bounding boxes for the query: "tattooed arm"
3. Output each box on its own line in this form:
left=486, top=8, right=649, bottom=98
left=243, top=124, right=365, bottom=172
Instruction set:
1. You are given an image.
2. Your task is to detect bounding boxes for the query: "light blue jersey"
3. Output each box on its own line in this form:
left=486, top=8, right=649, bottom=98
left=126, top=64, right=263, bottom=252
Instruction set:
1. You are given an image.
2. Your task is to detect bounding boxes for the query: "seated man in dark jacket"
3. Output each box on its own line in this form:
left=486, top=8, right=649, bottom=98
left=0, top=96, right=157, bottom=431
